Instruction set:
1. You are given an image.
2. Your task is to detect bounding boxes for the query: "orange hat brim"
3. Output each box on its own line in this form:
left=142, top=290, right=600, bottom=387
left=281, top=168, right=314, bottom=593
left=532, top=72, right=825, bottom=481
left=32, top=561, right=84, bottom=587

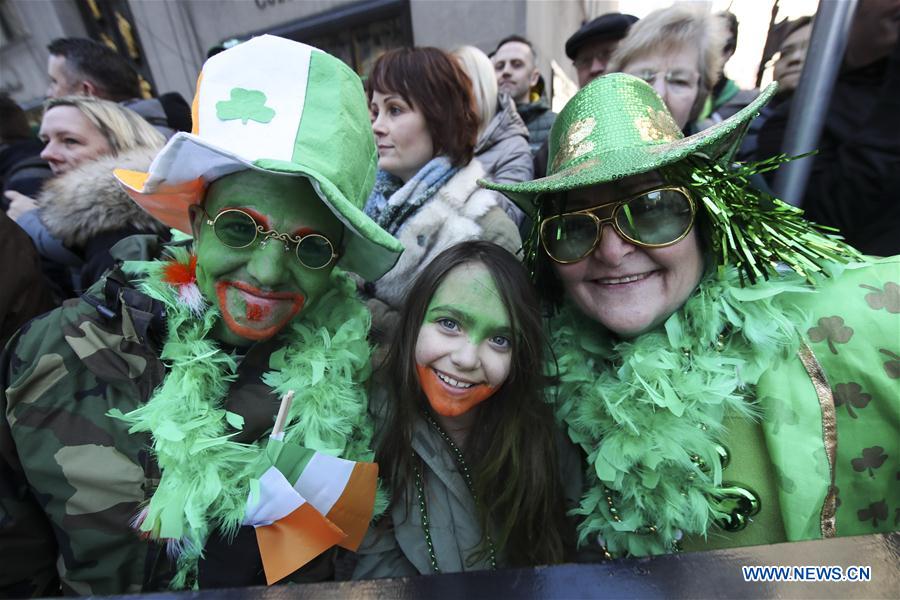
left=115, top=169, right=206, bottom=235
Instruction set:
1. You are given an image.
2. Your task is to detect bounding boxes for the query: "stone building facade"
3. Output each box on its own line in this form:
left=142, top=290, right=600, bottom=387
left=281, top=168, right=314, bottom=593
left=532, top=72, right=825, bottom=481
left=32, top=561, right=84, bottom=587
left=0, top=0, right=617, bottom=109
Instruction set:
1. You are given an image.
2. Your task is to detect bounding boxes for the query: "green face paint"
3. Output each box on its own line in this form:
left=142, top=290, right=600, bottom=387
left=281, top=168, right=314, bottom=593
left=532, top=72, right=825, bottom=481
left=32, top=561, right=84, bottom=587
left=194, top=170, right=343, bottom=347
left=423, top=266, right=511, bottom=345
left=414, top=262, right=513, bottom=417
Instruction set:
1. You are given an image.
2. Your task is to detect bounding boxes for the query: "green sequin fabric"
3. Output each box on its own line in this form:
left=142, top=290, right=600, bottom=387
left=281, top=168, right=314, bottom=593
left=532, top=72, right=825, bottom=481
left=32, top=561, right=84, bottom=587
left=481, top=73, right=776, bottom=212
left=480, top=73, right=860, bottom=287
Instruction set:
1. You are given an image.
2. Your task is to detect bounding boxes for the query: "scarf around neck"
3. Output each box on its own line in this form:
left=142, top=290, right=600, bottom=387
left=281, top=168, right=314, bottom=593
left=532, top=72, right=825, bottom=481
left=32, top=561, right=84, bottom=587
left=364, top=156, right=458, bottom=236
left=550, top=267, right=814, bottom=557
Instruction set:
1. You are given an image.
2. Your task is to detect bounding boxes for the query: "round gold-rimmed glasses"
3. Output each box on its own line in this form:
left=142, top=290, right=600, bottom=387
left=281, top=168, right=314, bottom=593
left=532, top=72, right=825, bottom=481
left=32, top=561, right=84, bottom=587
left=205, top=208, right=339, bottom=270
left=539, top=186, right=696, bottom=264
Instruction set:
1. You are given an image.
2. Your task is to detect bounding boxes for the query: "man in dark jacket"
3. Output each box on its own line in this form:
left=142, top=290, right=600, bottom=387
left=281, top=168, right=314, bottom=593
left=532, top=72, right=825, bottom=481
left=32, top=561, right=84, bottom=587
left=760, top=2, right=899, bottom=255
left=801, top=1, right=899, bottom=256
left=0, top=212, right=55, bottom=347
left=739, top=17, right=812, bottom=167
left=530, top=13, right=638, bottom=179
left=0, top=94, right=45, bottom=201
left=492, top=35, right=556, bottom=155
left=46, top=37, right=189, bottom=139
left=565, top=12, right=638, bottom=88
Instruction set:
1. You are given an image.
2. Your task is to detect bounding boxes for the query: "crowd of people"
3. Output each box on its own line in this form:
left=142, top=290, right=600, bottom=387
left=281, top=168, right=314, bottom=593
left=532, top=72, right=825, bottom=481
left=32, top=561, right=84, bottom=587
left=0, top=1, right=897, bottom=596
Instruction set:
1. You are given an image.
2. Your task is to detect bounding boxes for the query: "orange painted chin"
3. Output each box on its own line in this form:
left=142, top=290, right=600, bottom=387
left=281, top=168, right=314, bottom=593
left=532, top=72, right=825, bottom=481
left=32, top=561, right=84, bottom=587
left=415, top=364, right=496, bottom=417
left=215, top=281, right=305, bottom=341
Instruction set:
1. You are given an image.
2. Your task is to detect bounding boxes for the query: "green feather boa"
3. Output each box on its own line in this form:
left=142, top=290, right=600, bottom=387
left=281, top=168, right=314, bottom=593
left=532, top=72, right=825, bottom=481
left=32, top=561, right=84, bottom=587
left=550, top=266, right=817, bottom=557
left=111, top=248, right=383, bottom=587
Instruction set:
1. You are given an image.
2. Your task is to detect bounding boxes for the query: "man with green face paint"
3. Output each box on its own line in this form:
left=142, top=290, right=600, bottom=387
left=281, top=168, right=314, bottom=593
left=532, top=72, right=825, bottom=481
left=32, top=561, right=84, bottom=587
left=0, top=36, right=403, bottom=595
left=191, top=172, right=344, bottom=347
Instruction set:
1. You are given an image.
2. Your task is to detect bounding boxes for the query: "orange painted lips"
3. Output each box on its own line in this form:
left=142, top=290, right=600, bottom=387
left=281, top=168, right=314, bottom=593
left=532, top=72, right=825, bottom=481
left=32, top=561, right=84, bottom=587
left=216, top=281, right=305, bottom=341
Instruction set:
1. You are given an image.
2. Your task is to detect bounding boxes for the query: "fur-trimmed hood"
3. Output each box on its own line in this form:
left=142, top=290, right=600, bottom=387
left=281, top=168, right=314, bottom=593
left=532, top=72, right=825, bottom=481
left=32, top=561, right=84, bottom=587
left=37, top=146, right=168, bottom=247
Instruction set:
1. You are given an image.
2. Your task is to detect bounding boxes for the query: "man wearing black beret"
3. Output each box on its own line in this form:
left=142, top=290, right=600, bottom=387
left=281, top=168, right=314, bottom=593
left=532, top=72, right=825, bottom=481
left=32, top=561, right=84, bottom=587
left=528, top=12, right=639, bottom=179
left=566, top=12, right=638, bottom=88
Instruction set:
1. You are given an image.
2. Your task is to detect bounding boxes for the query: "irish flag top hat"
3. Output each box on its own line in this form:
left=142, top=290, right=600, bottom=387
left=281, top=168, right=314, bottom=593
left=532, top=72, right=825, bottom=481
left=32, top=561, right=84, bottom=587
left=115, top=35, right=403, bottom=281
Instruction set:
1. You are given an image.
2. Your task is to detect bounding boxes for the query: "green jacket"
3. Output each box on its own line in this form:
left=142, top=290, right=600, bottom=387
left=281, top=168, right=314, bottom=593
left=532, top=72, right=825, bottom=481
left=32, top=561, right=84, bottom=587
left=692, top=258, right=899, bottom=549
left=752, top=257, right=899, bottom=543
left=553, top=257, right=899, bottom=555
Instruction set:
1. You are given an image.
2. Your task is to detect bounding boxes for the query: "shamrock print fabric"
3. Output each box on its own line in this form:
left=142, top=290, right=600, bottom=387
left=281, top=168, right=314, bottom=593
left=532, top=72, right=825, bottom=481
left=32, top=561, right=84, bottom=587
left=807, top=316, right=854, bottom=354
left=818, top=262, right=899, bottom=536
left=757, top=257, right=899, bottom=539
left=815, top=260, right=897, bottom=536
left=833, top=383, right=872, bottom=419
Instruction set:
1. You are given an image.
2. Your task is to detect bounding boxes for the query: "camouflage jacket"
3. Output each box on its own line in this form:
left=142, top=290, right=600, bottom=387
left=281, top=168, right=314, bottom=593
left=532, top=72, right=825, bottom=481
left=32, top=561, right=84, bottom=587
left=0, top=267, right=169, bottom=596
left=1, top=263, right=329, bottom=595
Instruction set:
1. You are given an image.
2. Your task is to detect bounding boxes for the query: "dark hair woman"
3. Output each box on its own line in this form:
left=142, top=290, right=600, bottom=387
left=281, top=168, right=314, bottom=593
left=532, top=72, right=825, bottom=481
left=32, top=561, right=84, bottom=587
left=353, top=241, right=581, bottom=577
left=362, top=47, right=522, bottom=345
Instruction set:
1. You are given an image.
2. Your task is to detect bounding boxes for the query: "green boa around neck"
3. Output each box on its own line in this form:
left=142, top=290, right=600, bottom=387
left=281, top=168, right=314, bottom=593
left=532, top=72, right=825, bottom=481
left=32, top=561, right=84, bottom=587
left=550, top=266, right=817, bottom=557
left=112, top=248, right=381, bottom=587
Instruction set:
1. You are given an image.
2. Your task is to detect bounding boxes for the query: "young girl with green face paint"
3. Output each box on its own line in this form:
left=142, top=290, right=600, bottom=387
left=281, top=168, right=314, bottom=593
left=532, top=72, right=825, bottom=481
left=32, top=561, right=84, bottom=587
left=413, top=260, right=512, bottom=428
left=354, top=241, right=582, bottom=577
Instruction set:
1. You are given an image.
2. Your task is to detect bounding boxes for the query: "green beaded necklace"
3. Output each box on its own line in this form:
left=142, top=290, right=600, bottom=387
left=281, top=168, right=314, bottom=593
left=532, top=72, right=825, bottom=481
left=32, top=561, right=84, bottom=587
left=414, top=411, right=497, bottom=573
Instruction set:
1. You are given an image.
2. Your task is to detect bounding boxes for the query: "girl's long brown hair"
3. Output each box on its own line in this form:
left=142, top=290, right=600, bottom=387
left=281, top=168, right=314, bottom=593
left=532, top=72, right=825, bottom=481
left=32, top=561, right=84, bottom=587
left=375, top=241, right=571, bottom=567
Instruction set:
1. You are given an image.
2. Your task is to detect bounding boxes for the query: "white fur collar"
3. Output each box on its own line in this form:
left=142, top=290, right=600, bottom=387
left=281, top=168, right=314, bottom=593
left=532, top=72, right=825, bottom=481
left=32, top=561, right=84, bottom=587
left=37, top=146, right=167, bottom=247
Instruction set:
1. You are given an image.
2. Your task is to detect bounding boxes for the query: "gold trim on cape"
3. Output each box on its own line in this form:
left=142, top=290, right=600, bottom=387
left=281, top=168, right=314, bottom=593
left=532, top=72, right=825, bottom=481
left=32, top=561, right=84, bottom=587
left=798, top=342, right=837, bottom=538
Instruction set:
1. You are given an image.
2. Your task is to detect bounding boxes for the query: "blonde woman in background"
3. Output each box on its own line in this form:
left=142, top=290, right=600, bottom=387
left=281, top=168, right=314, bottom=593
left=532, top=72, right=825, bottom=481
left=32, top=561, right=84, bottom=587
left=8, top=96, right=167, bottom=300
left=453, top=46, right=533, bottom=187
left=608, top=5, right=727, bottom=133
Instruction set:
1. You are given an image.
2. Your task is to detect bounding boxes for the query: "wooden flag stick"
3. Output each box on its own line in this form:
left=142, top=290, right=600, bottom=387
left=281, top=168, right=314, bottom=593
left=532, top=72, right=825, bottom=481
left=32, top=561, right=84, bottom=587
left=272, top=390, right=295, bottom=438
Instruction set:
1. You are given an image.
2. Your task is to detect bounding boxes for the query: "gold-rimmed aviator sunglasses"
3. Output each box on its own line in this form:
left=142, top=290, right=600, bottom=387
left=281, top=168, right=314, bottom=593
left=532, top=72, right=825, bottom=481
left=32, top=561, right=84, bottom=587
left=539, top=186, right=696, bottom=264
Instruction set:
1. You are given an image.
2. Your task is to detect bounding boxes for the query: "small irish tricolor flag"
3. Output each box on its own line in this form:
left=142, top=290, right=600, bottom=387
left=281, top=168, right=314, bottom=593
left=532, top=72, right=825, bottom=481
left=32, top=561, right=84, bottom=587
left=243, top=392, right=378, bottom=584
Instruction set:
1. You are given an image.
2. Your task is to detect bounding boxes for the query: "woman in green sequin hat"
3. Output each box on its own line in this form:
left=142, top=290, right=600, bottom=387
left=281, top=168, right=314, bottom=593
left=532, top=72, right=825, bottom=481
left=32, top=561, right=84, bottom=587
left=482, top=73, right=899, bottom=557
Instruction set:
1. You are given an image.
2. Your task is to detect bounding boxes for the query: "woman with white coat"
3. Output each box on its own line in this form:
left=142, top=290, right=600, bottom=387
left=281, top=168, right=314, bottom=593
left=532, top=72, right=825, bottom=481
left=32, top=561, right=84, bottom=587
left=363, top=47, right=521, bottom=342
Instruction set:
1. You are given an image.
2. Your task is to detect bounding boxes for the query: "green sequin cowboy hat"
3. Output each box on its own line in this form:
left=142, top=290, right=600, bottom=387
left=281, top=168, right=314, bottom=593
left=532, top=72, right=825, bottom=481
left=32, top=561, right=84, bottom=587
left=482, top=72, right=859, bottom=287
left=481, top=72, right=777, bottom=217
left=114, top=35, right=403, bottom=281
